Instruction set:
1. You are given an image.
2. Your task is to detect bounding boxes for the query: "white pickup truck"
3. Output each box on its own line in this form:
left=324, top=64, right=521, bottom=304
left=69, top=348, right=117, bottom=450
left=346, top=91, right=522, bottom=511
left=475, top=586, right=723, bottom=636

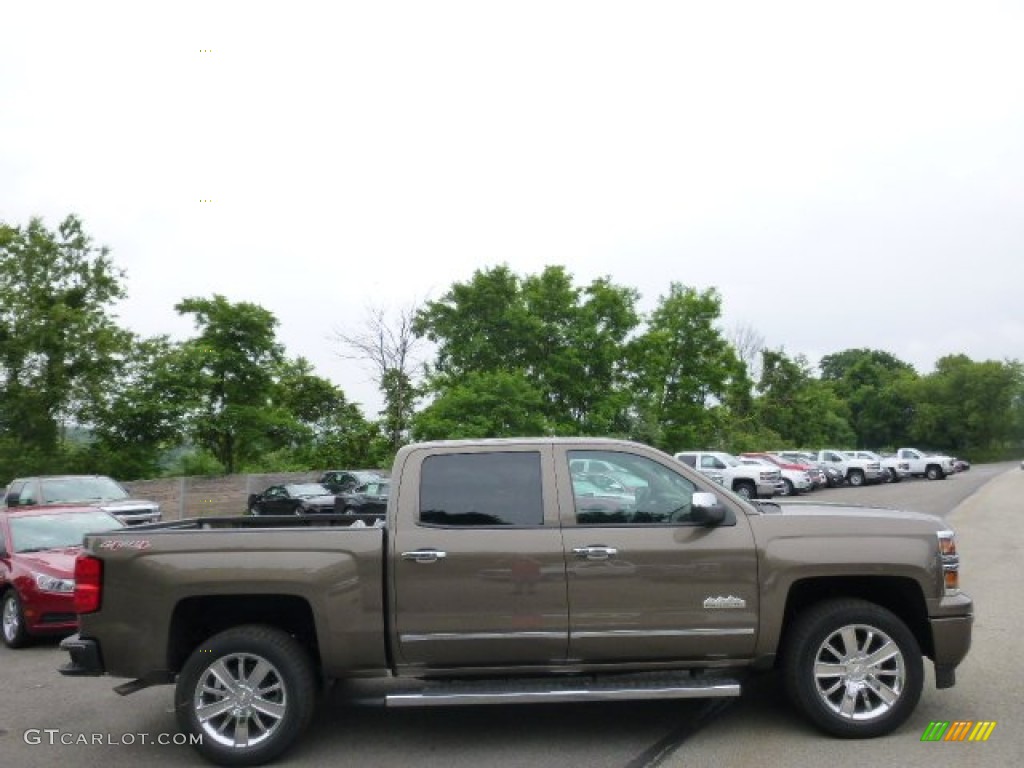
left=810, top=450, right=885, bottom=487
left=846, top=451, right=911, bottom=483
left=674, top=451, right=780, bottom=499
left=896, top=448, right=956, bottom=480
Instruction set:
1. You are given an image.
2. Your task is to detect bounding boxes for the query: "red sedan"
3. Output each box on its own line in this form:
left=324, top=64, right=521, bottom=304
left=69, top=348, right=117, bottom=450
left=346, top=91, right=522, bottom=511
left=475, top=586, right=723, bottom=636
left=0, top=506, right=123, bottom=648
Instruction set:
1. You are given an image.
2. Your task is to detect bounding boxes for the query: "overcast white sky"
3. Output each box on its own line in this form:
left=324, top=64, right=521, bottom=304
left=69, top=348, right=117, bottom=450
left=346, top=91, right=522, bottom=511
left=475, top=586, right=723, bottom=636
left=2, top=1, right=1022, bottom=417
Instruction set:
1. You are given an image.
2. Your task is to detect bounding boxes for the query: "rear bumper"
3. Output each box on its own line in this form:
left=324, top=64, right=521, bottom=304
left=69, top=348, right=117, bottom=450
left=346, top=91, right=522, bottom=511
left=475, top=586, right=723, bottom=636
left=58, top=633, right=105, bottom=677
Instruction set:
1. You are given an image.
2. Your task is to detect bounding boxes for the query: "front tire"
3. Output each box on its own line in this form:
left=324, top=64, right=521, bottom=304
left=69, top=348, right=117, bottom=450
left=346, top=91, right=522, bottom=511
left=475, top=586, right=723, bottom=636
left=847, top=470, right=865, bottom=487
left=925, top=465, right=945, bottom=480
left=1, top=590, right=30, bottom=648
left=780, top=479, right=795, bottom=497
left=783, top=599, right=923, bottom=738
left=733, top=481, right=755, bottom=500
left=175, top=625, right=318, bottom=766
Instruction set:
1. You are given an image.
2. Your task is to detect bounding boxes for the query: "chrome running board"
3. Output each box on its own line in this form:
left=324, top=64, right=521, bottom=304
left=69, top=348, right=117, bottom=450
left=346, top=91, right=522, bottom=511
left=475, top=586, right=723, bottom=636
left=385, top=672, right=741, bottom=707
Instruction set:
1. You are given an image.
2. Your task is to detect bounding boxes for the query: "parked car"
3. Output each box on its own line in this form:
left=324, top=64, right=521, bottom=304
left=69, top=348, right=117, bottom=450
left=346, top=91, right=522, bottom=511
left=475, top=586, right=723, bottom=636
left=318, top=470, right=384, bottom=494
left=895, top=448, right=956, bottom=480
left=334, top=480, right=391, bottom=515
left=673, top=451, right=780, bottom=499
left=808, top=450, right=885, bottom=487
left=771, top=452, right=835, bottom=487
left=1, top=506, right=123, bottom=648
left=1, top=475, right=161, bottom=525
left=952, top=458, right=971, bottom=472
left=846, top=451, right=910, bottom=483
left=740, top=453, right=817, bottom=495
left=247, top=484, right=336, bottom=516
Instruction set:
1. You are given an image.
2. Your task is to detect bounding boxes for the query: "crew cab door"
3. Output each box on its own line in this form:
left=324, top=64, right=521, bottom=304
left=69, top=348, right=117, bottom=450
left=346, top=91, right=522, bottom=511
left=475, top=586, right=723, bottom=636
left=390, top=445, right=569, bottom=668
left=559, top=446, right=759, bottom=663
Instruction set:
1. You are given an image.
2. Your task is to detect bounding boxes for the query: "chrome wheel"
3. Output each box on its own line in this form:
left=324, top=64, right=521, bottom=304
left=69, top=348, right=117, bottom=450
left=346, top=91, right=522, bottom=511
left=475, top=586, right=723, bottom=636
left=2, top=595, right=20, bottom=642
left=813, top=623, right=906, bottom=721
left=177, top=626, right=317, bottom=765
left=1, top=591, right=28, bottom=648
left=193, top=652, right=288, bottom=749
left=784, top=599, right=922, bottom=737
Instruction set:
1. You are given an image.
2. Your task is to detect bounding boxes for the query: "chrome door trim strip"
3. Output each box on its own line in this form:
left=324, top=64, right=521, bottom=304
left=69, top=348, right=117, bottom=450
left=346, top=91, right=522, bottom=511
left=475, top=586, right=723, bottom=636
left=571, top=628, right=755, bottom=639
left=401, top=631, right=566, bottom=643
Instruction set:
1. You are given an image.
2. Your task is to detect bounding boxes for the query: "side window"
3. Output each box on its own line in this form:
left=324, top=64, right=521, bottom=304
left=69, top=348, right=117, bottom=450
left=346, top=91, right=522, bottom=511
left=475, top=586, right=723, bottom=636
left=568, top=451, right=696, bottom=525
left=5, top=481, right=25, bottom=507
left=18, top=483, right=38, bottom=506
left=676, top=454, right=696, bottom=467
left=419, top=452, right=544, bottom=527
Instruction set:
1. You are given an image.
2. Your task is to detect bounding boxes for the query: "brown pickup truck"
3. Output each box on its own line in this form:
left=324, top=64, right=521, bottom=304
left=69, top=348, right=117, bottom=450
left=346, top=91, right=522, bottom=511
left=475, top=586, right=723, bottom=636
left=59, top=438, right=973, bottom=766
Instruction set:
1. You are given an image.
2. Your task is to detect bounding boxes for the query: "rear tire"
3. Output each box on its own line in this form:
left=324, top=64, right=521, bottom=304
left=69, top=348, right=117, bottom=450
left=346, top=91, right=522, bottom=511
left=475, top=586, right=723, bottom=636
left=780, top=479, right=795, bottom=497
left=175, top=625, right=317, bottom=767
left=783, top=599, right=923, bottom=738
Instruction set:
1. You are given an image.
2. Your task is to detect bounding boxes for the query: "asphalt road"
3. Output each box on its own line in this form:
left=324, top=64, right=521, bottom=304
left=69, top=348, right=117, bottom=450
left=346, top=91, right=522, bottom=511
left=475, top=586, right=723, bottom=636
left=0, top=463, right=1019, bottom=768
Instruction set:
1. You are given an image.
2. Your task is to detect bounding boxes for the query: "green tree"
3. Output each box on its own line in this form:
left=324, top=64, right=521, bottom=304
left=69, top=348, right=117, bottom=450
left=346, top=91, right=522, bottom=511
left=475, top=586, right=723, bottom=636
left=909, top=355, right=1024, bottom=458
left=626, top=284, right=744, bottom=451
left=173, top=295, right=287, bottom=473
left=519, top=268, right=639, bottom=434
left=80, top=335, right=190, bottom=478
left=756, top=349, right=855, bottom=447
left=819, top=348, right=918, bottom=448
left=271, top=357, right=384, bottom=469
left=0, top=215, right=130, bottom=468
left=412, top=371, right=551, bottom=440
left=414, top=265, right=640, bottom=437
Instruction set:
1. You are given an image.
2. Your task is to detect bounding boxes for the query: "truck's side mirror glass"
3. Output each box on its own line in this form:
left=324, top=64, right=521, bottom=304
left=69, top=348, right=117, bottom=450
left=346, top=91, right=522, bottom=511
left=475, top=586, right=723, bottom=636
left=691, top=492, right=726, bottom=526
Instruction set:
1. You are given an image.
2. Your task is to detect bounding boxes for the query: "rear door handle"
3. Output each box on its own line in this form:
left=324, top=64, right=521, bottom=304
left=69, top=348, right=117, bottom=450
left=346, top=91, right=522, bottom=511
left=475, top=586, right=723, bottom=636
left=572, top=546, right=618, bottom=561
left=401, top=549, right=448, bottom=563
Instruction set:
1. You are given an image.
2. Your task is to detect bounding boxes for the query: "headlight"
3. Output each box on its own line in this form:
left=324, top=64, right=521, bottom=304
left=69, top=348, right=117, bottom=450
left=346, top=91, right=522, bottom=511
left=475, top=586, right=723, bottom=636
left=33, top=571, right=75, bottom=593
left=937, top=531, right=960, bottom=595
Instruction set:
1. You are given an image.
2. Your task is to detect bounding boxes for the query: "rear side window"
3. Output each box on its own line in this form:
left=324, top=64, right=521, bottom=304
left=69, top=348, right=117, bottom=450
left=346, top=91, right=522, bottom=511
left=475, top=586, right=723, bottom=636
left=419, top=452, right=544, bottom=527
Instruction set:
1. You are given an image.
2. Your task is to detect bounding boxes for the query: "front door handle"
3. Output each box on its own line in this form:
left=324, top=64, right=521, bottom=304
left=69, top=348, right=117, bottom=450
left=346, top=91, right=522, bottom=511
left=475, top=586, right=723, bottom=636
left=572, top=546, right=618, bottom=561
left=401, top=549, right=448, bottom=563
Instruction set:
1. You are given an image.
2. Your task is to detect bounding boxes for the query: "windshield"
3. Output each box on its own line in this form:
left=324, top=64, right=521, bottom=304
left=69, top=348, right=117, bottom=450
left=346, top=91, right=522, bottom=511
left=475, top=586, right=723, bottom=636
left=40, top=476, right=128, bottom=504
left=10, top=511, right=124, bottom=552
